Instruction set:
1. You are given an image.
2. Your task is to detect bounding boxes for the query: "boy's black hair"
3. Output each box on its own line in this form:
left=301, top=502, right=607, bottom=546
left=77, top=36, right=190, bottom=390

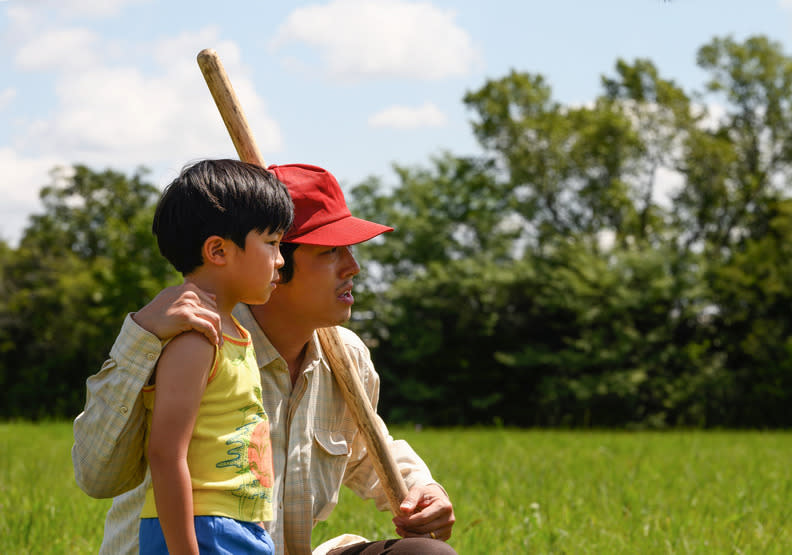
left=153, top=159, right=294, bottom=275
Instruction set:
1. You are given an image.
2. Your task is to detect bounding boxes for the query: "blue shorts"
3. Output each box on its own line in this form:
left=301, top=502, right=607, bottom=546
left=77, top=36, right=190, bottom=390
left=140, top=516, right=274, bottom=554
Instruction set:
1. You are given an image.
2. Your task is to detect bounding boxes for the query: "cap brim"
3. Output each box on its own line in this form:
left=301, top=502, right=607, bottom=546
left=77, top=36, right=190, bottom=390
left=284, top=216, right=393, bottom=246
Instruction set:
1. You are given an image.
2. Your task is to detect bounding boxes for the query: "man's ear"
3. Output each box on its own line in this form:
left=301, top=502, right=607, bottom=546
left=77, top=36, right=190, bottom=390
left=202, top=235, right=229, bottom=266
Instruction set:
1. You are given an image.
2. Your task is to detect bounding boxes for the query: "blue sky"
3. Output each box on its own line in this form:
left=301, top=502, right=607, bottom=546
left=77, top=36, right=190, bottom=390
left=2, top=0, right=791, bottom=245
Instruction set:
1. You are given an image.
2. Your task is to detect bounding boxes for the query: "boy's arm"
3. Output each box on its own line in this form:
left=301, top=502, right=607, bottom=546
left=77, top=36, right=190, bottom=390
left=148, top=331, right=214, bottom=555
left=72, top=284, right=220, bottom=498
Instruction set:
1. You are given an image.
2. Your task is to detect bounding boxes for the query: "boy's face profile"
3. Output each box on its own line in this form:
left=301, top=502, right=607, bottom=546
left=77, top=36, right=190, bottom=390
left=227, top=228, right=285, bottom=306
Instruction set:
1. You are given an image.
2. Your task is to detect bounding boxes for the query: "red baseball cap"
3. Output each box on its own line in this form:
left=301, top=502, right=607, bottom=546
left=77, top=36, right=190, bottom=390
left=268, top=163, right=393, bottom=246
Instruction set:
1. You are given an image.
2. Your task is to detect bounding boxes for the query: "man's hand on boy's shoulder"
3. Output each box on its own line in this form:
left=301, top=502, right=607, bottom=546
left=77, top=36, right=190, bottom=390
left=131, top=283, right=222, bottom=345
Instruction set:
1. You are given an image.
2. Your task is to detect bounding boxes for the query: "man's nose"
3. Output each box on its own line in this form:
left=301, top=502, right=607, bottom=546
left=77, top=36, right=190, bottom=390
left=340, top=246, right=360, bottom=278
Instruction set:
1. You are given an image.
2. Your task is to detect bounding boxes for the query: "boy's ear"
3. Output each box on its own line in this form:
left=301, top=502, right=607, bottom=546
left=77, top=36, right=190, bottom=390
left=202, top=235, right=229, bottom=266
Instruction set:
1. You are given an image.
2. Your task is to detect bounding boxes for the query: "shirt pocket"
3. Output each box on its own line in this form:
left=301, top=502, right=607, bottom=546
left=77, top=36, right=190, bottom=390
left=311, top=429, right=351, bottom=522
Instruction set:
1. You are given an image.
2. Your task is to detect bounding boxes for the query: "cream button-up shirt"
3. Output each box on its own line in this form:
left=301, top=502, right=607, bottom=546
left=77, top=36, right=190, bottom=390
left=72, top=305, right=439, bottom=555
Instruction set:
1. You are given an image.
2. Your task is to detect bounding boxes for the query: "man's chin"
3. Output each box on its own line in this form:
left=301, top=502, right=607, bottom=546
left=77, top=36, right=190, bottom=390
left=328, top=309, right=352, bottom=327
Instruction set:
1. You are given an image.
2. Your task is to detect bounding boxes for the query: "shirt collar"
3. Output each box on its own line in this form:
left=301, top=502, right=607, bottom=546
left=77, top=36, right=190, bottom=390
left=232, top=304, right=330, bottom=375
left=303, top=331, right=329, bottom=374
left=232, top=304, right=283, bottom=370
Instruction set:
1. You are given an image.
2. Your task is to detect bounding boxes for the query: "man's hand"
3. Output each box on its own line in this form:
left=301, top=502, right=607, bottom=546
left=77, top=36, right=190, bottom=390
left=131, top=283, right=222, bottom=345
left=392, top=484, right=455, bottom=541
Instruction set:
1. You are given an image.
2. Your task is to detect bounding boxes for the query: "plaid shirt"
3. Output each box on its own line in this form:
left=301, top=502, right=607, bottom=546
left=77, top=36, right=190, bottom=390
left=72, top=305, right=438, bottom=555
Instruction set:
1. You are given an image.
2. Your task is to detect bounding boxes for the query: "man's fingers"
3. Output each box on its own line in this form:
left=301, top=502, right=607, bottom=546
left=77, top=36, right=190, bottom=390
left=185, top=312, right=223, bottom=345
left=394, top=523, right=453, bottom=542
left=134, top=283, right=222, bottom=342
left=425, top=524, right=453, bottom=541
left=166, top=286, right=222, bottom=344
left=183, top=285, right=217, bottom=309
left=172, top=288, right=216, bottom=314
left=393, top=487, right=455, bottom=542
left=399, top=487, right=423, bottom=514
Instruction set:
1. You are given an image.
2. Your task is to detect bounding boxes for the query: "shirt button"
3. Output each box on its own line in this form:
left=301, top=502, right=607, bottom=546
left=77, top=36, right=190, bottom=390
left=146, top=352, right=157, bottom=360
left=120, top=405, right=128, bottom=414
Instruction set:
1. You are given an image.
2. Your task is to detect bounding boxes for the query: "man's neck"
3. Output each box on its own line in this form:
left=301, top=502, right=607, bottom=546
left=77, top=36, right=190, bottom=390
left=250, top=304, right=313, bottom=384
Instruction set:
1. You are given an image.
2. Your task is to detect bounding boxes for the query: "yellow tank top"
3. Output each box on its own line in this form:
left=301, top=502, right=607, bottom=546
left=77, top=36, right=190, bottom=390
left=141, top=321, right=274, bottom=523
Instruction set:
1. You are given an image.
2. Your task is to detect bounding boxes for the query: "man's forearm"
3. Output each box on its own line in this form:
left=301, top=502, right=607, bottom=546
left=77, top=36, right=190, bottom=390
left=344, top=419, right=438, bottom=511
left=72, top=389, right=148, bottom=497
left=72, top=314, right=161, bottom=497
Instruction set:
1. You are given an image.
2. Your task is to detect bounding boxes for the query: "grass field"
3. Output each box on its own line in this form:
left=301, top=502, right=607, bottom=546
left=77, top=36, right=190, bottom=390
left=1, top=422, right=791, bottom=554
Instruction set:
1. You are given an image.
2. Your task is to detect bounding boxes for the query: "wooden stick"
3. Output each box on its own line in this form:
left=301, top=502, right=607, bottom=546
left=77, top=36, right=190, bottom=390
left=196, top=49, right=265, bottom=166
left=196, top=48, right=408, bottom=516
left=317, top=326, right=409, bottom=515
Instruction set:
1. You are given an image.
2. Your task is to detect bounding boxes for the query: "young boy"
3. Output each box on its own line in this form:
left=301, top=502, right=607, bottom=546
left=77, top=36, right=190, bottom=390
left=138, top=159, right=293, bottom=554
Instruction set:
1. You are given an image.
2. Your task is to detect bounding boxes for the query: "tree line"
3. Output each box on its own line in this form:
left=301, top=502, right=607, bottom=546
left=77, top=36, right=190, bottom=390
left=2, top=35, right=792, bottom=427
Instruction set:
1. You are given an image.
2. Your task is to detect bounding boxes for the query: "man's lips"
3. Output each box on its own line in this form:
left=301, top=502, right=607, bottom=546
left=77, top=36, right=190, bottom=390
left=337, top=282, right=354, bottom=303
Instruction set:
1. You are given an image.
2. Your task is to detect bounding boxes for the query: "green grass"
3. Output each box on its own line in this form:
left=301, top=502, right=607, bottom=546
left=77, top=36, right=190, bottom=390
left=2, top=423, right=791, bottom=554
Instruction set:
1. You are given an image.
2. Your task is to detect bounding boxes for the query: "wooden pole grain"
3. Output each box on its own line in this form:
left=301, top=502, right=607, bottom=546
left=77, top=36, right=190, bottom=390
left=196, top=48, right=408, bottom=516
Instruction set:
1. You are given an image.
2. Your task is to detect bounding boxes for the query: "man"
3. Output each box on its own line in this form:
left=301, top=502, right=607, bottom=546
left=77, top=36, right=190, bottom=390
left=72, top=163, right=456, bottom=555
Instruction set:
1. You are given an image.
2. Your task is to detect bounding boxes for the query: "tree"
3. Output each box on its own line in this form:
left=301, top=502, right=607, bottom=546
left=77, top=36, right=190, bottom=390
left=676, top=36, right=792, bottom=253
left=347, top=35, right=792, bottom=427
left=0, top=165, right=178, bottom=418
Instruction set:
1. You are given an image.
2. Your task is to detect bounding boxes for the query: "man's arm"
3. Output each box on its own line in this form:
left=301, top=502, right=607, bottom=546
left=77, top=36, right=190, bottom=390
left=148, top=332, right=213, bottom=554
left=338, top=329, right=456, bottom=541
left=72, top=314, right=161, bottom=498
left=72, top=283, right=220, bottom=498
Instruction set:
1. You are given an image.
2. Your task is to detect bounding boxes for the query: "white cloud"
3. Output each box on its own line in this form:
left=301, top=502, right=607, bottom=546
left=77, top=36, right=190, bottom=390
left=8, top=0, right=149, bottom=20
left=58, top=0, right=149, bottom=17
left=1, top=21, right=282, bottom=245
left=15, top=28, right=102, bottom=71
left=0, top=148, right=62, bottom=245
left=0, top=88, right=16, bottom=111
left=368, top=102, right=447, bottom=129
left=695, top=101, right=727, bottom=131
left=653, top=166, right=685, bottom=208
left=15, top=28, right=281, bottom=168
left=271, top=0, right=479, bottom=81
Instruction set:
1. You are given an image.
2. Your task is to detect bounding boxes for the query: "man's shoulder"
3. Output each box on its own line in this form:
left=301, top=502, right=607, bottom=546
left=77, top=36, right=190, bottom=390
left=325, top=326, right=378, bottom=386
left=328, top=326, right=375, bottom=372
left=332, top=325, right=368, bottom=353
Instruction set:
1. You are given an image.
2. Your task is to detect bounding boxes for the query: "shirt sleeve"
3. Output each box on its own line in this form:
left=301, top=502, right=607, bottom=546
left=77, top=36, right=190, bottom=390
left=71, top=313, right=161, bottom=498
left=338, top=331, right=445, bottom=511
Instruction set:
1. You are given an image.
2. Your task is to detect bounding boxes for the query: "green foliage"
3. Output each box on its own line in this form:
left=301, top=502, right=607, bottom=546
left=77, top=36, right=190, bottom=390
left=4, top=34, right=792, bottom=426
left=0, top=165, right=178, bottom=418
left=706, top=200, right=792, bottom=426
left=347, top=34, right=792, bottom=427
